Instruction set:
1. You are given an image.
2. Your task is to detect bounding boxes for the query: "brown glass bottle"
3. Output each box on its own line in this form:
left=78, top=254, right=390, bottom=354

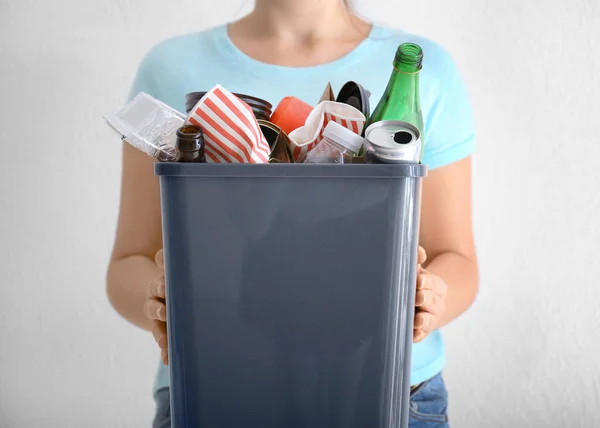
left=176, top=125, right=206, bottom=163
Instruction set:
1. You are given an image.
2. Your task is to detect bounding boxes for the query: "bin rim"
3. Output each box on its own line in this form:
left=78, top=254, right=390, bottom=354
left=154, top=162, right=427, bottom=179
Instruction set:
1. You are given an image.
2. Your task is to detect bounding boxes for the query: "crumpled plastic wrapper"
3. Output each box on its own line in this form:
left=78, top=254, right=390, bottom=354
left=288, top=101, right=366, bottom=161
left=104, top=92, right=185, bottom=161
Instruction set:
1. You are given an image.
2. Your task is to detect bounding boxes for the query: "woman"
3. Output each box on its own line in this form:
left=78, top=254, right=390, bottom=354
left=106, top=0, right=479, bottom=426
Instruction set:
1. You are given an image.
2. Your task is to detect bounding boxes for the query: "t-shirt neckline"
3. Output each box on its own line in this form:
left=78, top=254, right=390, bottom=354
left=211, top=24, right=387, bottom=77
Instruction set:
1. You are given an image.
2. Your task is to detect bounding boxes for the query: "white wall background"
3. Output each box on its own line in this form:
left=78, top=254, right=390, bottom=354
left=1, top=0, right=598, bottom=426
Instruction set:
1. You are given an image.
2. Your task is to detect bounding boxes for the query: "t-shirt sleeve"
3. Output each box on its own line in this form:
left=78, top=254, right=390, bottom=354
left=126, top=47, right=163, bottom=102
left=422, top=47, right=476, bottom=170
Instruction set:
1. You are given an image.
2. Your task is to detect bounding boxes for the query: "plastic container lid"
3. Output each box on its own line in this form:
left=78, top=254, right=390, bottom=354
left=336, top=81, right=371, bottom=120
left=322, top=121, right=365, bottom=154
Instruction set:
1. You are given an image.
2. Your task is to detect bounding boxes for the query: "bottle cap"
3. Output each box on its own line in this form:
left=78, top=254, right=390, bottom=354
left=322, top=121, right=365, bottom=154
left=336, top=81, right=371, bottom=121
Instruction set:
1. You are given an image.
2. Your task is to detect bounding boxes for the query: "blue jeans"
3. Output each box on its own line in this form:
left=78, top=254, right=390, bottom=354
left=153, top=373, right=449, bottom=428
left=408, top=373, right=449, bottom=427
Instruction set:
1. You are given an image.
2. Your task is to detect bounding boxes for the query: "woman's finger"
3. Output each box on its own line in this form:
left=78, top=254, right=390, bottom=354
left=415, top=288, right=436, bottom=308
left=414, top=311, right=435, bottom=333
left=413, top=328, right=427, bottom=343
left=161, top=349, right=169, bottom=366
left=145, top=299, right=167, bottom=322
left=152, top=320, right=168, bottom=350
left=147, top=274, right=166, bottom=300
left=416, top=289, right=445, bottom=318
left=417, top=246, right=427, bottom=265
left=155, top=249, right=164, bottom=271
left=416, top=271, right=447, bottom=297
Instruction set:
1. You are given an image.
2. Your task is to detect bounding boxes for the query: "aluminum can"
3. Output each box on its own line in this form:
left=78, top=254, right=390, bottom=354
left=364, top=120, right=421, bottom=164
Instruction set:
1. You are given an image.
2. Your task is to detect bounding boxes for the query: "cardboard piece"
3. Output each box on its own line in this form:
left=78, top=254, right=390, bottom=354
left=318, top=82, right=336, bottom=103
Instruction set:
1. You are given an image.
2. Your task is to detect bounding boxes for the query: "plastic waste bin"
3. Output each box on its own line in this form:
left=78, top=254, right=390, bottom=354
left=155, top=162, right=427, bottom=428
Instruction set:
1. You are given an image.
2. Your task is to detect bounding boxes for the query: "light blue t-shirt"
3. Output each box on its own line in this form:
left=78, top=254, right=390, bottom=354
left=128, top=24, right=475, bottom=394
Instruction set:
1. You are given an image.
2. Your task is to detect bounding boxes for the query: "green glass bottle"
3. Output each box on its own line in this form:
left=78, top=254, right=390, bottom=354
left=362, top=43, right=425, bottom=160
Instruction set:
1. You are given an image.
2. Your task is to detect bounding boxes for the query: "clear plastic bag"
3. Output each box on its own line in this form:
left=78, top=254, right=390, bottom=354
left=104, top=92, right=186, bottom=161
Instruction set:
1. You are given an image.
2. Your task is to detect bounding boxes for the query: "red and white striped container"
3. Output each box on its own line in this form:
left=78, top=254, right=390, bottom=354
left=186, top=85, right=271, bottom=164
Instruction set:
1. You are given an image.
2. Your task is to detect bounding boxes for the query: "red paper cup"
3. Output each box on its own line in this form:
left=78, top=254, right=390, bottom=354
left=270, top=97, right=313, bottom=135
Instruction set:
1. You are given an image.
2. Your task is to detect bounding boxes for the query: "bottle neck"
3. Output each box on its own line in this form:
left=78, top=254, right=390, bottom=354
left=387, top=61, right=421, bottom=105
left=178, top=137, right=201, bottom=152
left=394, top=59, right=421, bottom=74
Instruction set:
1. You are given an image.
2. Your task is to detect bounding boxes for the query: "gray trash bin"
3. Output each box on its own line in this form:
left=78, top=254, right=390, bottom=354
left=155, top=162, right=427, bottom=428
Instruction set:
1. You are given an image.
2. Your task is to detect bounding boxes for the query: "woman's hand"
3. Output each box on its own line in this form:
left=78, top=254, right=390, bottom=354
left=414, top=247, right=448, bottom=343
left=144, top=249, right=169, bottom=365
left=141, top=247, right=445, bottom=357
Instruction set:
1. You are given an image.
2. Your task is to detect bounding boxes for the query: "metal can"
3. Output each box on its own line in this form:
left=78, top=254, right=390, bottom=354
left=364, top=120, right=422, bottom=164
left=257, top=120, right=294, bottom=164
